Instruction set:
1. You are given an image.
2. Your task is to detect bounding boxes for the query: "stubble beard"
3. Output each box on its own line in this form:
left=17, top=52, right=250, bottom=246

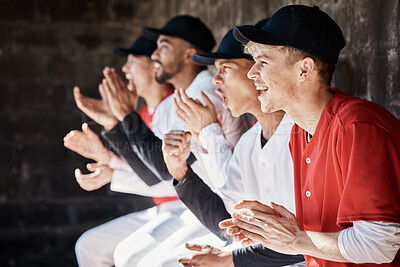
left=155, top=61, right=182, bottom=84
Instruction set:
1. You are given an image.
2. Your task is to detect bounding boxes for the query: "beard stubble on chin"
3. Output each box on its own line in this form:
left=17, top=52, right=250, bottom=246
left=155, top=60, right=183, bottom=84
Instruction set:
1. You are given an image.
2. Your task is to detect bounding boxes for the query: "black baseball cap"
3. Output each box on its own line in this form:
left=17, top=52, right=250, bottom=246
left=113, top=36, right=157, bottom=58
left=192, top=28, right=254, bottom=66
left=142, top=15, right=216, bottom=52
left=233, top=5, right=346, bottom=64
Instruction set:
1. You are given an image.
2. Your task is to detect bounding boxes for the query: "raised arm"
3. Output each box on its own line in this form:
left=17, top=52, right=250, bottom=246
left=162, top=130, right=231, bottom=240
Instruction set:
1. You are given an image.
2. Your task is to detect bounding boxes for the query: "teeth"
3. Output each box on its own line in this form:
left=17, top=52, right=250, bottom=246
left=154, top=62, right=161, bottom=68
left=127, top=80, right=134, bottom=91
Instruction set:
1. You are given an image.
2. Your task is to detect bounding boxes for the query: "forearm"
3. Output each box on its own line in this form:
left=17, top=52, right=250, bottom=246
left=101, top=123, right=162, bottom=186
left=298, top=231, right=349, bottom=263
left=199, top=123, right=234, bottom=188
left=232, top=244, right=305, bottom=267
left=119, top=112, right=177, bottom=180
left=110, top=169, right=177, bottom=197
left=174, top=166, right=232, bottom=241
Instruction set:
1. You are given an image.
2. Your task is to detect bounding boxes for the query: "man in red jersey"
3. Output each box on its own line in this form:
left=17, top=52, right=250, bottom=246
left=220, top=5, right=400, bottom=267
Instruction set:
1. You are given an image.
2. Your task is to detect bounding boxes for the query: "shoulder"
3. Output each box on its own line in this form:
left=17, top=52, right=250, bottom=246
left=195, top=70, right=217, bottom=92
left=335, top=96, right=400, bottom=134
left=234, top=123, right=261, bottom=149
left=155, top=94, right=174, bottom=113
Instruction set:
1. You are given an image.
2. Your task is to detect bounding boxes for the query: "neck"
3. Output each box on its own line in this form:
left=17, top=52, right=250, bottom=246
left=254, top=110, right=285, bottom=141
left=286, top=84, right=332, bottom=135
left=143, top=83, right=172, bottom=109
left=170, top=65, right=205, bottom=90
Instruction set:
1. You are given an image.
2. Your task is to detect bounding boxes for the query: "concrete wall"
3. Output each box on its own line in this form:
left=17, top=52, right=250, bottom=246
left=0, top=0, right=398, bottom=266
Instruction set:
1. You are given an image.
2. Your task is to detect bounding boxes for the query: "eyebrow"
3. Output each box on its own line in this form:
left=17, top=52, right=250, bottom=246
left=158, top=38, right=172, bottom=45
left=218, top=60, right=232, bottom=64
left=215, top=59, right=237, bottom=67
left=253, top=54, right=272, bottom=61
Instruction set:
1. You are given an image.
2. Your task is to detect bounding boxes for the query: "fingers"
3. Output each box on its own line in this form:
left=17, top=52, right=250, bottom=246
left=238, top=230, right=260, bottom=247
left=219, top=218, right=235, bottom=229
left=216, top=111, right=222, bottom=126
left=236, top=228, right=263, bottom=246
left=229, top=213, right=276, bottom=241
left=180, top=88, right=202, bottom=110
left=103, top=67, right=127, bottom=94
left=178, top=255, right=195, bottom=265
left=184, top=243, right=210, bottom=252
left=175, top=89, right=194, bottom=116
left=64, top=130, right=85, bottom=148
left=74, top=168, right=103, bottom=191
left=101, top=78, right=115, bottom=111
left=86, top=162, right=106, bottom=172
left=184, top=131, right=192, bottom=143
left=73, top=86, right=85, bottom=109
left=73, top=86, right=81, bottom=98
left=234, top=200, right=277, bottom=215
left=174, top=97, right=190, bottom=122
left=75, top=168, right=83, bottom=179
left=163, top=131, right=188, bottom=155
left=271, top=202, right=295, bottom=219
left=98, top=84, right=109, bottom=104
left=200, top=91, right=215, bottom=111
left=82, top=123, right=94, bottom=136
left=103, top=67, right=117, bottom=94
left=75, top=167, right=101, bottom=180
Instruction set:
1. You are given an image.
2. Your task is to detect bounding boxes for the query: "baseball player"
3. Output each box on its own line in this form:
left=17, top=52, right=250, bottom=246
left=221, top=5, right=400, bottom=267
left=161, top=26, right=304, bottom=267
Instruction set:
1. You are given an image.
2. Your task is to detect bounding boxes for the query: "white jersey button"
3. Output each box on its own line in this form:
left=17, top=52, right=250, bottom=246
left=306, top=157, right=311, bottom=164
left=306, top=190, right=311, bottom=197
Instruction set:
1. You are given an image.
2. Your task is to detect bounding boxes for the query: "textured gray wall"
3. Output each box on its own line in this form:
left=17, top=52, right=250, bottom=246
left=0, top=0, right=399, bottom=266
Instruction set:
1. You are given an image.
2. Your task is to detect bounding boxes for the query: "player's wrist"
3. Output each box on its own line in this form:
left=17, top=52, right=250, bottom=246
left=172, top=163, right=188, bottom=181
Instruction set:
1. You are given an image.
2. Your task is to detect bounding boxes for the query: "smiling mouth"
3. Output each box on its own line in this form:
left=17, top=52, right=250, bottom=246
left=256, top=86, right=269, bottom=99
left=258, top=89, right=267, bottom=98
left=153, top=62, right=162, bottom=72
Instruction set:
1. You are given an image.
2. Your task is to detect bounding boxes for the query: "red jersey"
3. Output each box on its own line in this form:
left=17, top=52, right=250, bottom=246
left=289, top=89, right=400, bottom=267
left=138, top=90, right=179, bottom=206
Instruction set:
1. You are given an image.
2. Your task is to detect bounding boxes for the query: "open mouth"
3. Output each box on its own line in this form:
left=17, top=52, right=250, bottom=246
left=216, top=88, right=228, bottom=109
left=256, top=85, right=269, bottom=100
left=153, top=61, right=162, bottom=72
left=127, top=79, right=134, bottom=91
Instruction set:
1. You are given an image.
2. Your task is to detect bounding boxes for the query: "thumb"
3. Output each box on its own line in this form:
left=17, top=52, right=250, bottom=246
left=271, top=202, right=294, bottom=219
left=73, top=86, right=82, bottom=105
left=87, top=162, right=102, bottom=172
left=184, top=131, right=192, bottom=143
left=82, top=123, right=96, bottom=138
left=75, top=168, right=83, bottom=179
left=99, top=84, right=108, bottom=103
left=216, top=111, right=222, bottom=126
left=73, top=86, right=80, bottom=96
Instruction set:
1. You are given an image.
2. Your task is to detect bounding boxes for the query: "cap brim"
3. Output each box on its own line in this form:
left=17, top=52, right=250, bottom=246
left=233, top=26, right=286, bottom=46
left=142, top=27, right=165, bottom=41
left=192, top=52, right=253, bottom=65
left=192, top=53, right=244, bottom=65
left=113, top=47, right=131, bottom=57
left=113, top=47, right=149, bottom=57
